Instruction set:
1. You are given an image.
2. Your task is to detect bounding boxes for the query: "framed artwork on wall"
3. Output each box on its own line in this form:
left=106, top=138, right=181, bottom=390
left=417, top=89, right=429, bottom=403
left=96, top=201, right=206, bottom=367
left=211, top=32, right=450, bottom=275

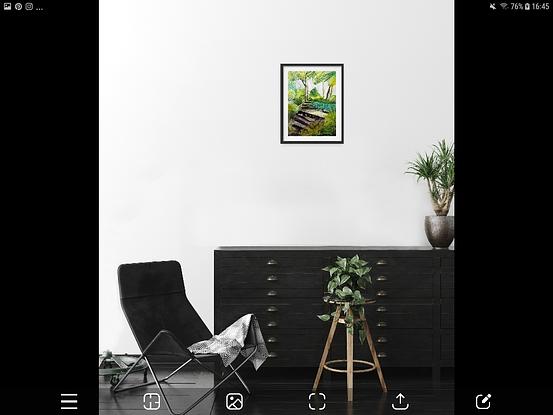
left=281, top=63, right=344, bottom=144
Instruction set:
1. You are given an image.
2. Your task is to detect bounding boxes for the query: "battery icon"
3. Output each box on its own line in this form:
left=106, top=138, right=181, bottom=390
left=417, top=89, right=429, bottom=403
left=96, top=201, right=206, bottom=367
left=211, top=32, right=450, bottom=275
left=525, top=3, right=530, bottom=9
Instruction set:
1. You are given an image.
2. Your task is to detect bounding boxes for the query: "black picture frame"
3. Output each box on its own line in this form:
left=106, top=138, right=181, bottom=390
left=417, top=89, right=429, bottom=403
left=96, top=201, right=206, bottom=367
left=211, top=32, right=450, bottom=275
left=280, top=63, right=344, bottom=144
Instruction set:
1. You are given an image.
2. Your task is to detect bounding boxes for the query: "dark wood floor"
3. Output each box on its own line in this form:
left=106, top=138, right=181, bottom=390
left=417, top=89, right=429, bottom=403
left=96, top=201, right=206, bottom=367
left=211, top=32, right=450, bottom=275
left=100, top=363, right=454, bottom=414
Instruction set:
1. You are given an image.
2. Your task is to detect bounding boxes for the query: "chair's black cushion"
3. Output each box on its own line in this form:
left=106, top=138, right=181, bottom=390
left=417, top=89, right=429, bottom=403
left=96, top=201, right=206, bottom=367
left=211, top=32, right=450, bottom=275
left=118, top=261, right=213, bottom=356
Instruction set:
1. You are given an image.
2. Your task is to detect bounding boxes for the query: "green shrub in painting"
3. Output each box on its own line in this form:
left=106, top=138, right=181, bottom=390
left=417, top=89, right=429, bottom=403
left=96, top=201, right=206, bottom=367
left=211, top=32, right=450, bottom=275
left=310, top=100, right=336, bottom=112
left=320, top=111, right=336, bottom=136
left=288, top=103, right=299, bottom=121
left=300, top=111, right=336, bottom=136
left=300, top=124, right=319, bottom=136
left=288, top=89, right=295, bottom=101
left=309, top=87, right=322, bottom=99
left=293, top=90, right=304, bottom=105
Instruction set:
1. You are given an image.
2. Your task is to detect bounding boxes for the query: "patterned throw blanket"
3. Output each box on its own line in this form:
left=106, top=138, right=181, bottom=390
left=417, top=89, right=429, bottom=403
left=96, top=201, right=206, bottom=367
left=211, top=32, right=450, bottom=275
left=187, top=314, right=269, bottom=370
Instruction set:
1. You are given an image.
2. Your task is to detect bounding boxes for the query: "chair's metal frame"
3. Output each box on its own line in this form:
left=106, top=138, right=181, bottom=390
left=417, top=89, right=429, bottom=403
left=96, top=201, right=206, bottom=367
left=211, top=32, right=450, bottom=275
left=112, top=326, right=258, bottom=415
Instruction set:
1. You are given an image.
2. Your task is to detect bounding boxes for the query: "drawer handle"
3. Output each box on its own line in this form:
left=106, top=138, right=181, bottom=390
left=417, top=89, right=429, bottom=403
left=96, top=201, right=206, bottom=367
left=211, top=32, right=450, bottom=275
left=376, top=259, right=388, bottom=265
left=376, top=290, right=388, bottom=297
left=267, top=290, right=278, bottom=297
left=376, top=306, right=387, bottom=312
left=266, top=275, right=278, bottom=281
left=266, top=259, right=278, bottom=265
left=377, top=336, right=388, bottom=343
left=376, top=275, right=388, bottom=282
left=267, top=321, right=278, bottom=327
left=377, top=321, right=388, bottom=327
left=267, top=336, right=278, bottom=343
left=377, top=352, right=387, bottom=358
left=268, top=352, right=278, bottom=358
left=266, top=306, right=279, bottom=312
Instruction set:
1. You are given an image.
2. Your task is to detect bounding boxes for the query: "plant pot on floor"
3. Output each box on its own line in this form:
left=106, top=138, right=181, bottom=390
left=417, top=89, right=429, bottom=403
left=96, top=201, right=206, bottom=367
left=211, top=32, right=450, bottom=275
left=424, top=216, right=454, bottom=249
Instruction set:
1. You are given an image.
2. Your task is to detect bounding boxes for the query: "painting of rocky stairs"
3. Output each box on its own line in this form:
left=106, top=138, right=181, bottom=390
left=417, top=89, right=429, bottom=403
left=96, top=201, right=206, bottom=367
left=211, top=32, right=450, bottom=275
left=289, top=102, right=328, bottom=135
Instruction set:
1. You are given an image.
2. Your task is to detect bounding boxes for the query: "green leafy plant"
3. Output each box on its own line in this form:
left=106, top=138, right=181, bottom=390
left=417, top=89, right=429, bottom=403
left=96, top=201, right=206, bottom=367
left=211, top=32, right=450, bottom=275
left=406, top=139, right=455, bottom=216
left=288, top=103, right=299, bottom=120
left=317, top=255, right=373, bottom=344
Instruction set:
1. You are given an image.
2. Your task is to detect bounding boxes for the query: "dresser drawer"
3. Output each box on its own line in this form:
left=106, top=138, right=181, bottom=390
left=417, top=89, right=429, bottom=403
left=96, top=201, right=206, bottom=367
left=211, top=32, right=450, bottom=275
left=265, top=344, right=322, bottom=354
left=262, top=351, right=322, bottom=367
left=216, top=308, right=325, bottom=331
left=441, top=272, right=454, bottom=298
left=373, top=349, right=433, bottom=367
left=374, top=329, right=433, bottom=354
left=215, top=252, right=329, bottom=272
left=264, top=330, right=326, bottom=366
left=216, top=302, right=323, bottom=315
left=331, top=329, right=433, bottom=367
left=255, top=316, right=324, bottom=330
left=441, top=255, right=454, bottom=269
left=332, top=329, right=433, bottom=350
left=441, top=331, right=454, bottom=364
left=370, top=272, right=434, bottom=299
left=441, top=299, right=454, bottom=329
left=364, top=303, right=433, bottom=328
left=216, top=317, right=325, bottom=332
left=262, top=328, right=326, bottom=349
left=363, top=256, right=435, bottom=270
left=219, top=287, right=322, bottom=300
left=370, top=285, right=433, bottom=299
left=217, top=272, right=324, bottom=288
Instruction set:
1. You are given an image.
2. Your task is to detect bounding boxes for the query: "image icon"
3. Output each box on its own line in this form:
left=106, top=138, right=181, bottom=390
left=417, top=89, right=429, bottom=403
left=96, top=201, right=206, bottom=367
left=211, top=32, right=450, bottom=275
left=225, top=393, right=244, bottom=411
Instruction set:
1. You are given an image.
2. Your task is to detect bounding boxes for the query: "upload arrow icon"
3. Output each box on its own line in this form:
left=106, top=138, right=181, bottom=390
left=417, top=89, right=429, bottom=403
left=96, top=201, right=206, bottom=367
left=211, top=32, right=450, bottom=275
left=392, top=393, right=410, bottom=411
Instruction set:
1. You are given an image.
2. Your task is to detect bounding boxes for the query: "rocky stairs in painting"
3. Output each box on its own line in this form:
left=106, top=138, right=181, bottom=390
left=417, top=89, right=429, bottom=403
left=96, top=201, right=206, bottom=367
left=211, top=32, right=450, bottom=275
left=289, top=102, right=328, bottom=135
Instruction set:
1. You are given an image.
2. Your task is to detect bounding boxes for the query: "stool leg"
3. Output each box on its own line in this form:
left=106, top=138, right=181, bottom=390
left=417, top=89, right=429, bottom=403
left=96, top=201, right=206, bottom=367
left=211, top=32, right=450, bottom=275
left=312, top=305, right=341, bottom=392
left=362, top=318, right=388, bottom=393
left=346, top=311, right=354, bottom=402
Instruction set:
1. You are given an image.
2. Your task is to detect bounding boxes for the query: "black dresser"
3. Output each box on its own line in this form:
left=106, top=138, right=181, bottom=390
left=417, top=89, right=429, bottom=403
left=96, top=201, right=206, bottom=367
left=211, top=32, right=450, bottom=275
left=214, top=246, right=454, bottom=377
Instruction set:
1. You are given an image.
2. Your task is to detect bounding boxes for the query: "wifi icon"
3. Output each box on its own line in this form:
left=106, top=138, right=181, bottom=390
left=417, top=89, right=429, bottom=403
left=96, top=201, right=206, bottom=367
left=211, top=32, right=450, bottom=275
left=500, top=2, right=509, bottom=9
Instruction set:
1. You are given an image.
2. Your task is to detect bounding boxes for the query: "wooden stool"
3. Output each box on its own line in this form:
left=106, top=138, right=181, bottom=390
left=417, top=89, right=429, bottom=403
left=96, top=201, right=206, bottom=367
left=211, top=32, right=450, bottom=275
left=312, top=298, right=387, bottom=401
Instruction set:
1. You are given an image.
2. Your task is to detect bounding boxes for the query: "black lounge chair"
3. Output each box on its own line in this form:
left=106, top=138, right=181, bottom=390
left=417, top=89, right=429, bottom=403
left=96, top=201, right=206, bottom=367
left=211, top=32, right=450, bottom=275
left=112, top=260, right=258, bottom=415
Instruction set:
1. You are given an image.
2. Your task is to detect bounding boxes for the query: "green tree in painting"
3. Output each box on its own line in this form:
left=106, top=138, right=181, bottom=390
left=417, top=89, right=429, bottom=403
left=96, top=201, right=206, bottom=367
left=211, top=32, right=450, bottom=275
left=325, top=74, right=336, bottom=100
left=289, top=71, right=315, bottom=102
left=288, top=70, right=337, bottom=136
left=312, top=71, right=336, bottom=100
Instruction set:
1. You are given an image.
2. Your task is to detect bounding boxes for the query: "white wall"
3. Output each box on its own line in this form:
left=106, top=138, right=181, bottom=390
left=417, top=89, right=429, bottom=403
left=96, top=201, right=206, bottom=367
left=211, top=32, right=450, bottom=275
left=99, top=0, right=454, bottom=353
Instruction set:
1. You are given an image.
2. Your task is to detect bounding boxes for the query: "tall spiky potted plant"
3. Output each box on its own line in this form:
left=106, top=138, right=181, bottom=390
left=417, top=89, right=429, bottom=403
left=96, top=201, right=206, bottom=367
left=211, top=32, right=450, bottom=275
left=406, top=139, right=455, bottom=248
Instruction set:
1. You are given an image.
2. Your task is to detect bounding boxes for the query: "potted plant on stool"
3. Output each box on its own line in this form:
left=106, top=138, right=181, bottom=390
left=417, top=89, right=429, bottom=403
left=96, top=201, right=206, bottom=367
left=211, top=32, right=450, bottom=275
left=407, top=139, right=455, bottom=248
left=313, top=255, right=388, bottom=398
left=317, top=255, right=373, bottom=343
